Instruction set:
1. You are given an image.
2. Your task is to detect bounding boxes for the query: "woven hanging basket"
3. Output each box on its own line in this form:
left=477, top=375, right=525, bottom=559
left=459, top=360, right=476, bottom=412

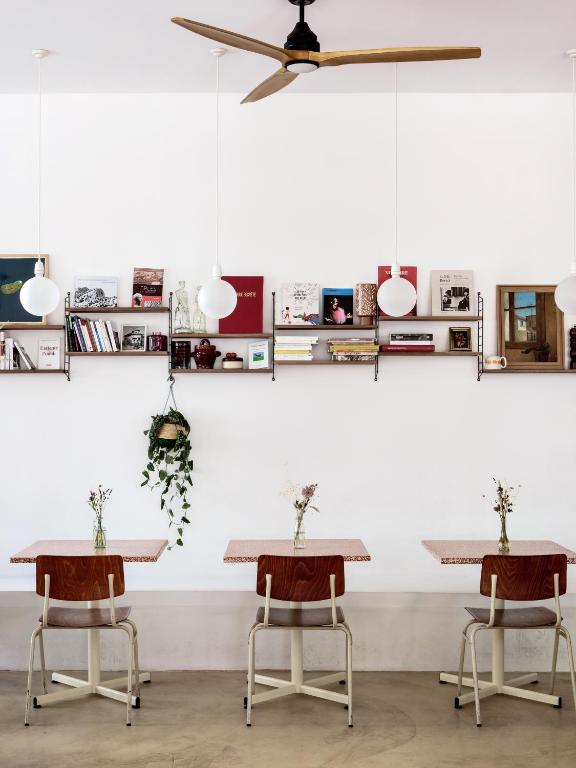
left=157, top=420, right=188, bottom=448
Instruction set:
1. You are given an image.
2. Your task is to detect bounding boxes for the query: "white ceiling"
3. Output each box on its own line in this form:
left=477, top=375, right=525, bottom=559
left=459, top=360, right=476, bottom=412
left=1, top=0, right=575, bottom=94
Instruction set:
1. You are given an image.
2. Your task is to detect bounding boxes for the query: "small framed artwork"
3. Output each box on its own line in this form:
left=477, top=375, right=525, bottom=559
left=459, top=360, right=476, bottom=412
left=0, top=254, right=50, bottom=326
left=121, top=324, right=147, bottom=352
left=38, top=338, right=61, bottom=369
left=248, top=341, right=269, bottom=369
left=449, top=327, right=472, bottom=351
left=74, top=276, right=118, bottom=308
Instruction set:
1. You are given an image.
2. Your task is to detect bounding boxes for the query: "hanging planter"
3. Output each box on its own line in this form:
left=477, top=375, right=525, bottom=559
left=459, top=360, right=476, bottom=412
left=141, top=389, right=193, bottom=548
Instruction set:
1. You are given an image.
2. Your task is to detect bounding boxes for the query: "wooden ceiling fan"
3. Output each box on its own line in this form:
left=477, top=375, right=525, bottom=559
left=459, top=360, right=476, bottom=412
left=172, top=0, right=481, bottom=104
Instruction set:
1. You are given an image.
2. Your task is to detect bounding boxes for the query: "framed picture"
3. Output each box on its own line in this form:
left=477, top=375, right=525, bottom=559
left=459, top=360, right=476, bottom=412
left=248, top=341, right=269, bottom=369
left=74, top=276, right=118, bottom=308
left=431, top=270, right=475, bottom=317
left=449, top=327, right=472, bottom=351
left=322, top=288, right=354, bottom=325
left=0, top=254, right=49, bottom=326
left=121, top=324, right=147, bottom=352
left=497, top=285, right=564, bottom=371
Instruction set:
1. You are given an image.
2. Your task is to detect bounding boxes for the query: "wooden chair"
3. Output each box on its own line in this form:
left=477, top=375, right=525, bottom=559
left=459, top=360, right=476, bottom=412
left=457, top=554, right=576, bottom=726
left=247, top=554, right=352, bottom=726
left=25, top=555, right=140, bottom=726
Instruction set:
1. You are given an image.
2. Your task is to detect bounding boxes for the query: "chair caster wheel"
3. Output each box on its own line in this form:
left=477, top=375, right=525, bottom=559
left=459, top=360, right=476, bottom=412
left=439, top=679, right=448, bottom=684
left=52, top=680, right=60, bottom=684
left=348, top=724, right=353, bottom=728
left=24, top=723, right=29, bottom=727
left=32, top=698, right=41, bottom=709
left=339, top=680, right=346, bottom=685
left=126, top=723, right=131, bottom=727
left=246, top=723, right=251, bottom=727
left=243, top=697, right=247, bottom=709
left=454, top=698, right=462, bottom=709
left=476, top=723, right=482, bottom=728
left=132, top=697, right=140, bottom=709
left=554, top=697, right=563, bottom=709
left=344, top=705, right=349, bottom=710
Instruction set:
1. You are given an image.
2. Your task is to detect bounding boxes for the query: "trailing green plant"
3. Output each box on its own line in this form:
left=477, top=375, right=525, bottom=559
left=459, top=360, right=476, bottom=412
left=141, top=408, right=193, bottom=548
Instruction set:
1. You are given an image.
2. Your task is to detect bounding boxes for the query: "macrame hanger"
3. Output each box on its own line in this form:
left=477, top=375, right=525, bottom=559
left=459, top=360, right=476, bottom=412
left=163, top=375, right=178, bottom=414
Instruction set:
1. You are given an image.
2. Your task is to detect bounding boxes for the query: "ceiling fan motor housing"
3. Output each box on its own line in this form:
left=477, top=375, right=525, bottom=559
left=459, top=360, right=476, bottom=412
left=284, top=20, right=320, bottom=52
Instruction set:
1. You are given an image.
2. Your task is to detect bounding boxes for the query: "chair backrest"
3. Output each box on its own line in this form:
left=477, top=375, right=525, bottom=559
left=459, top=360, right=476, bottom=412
left=35, top=555, right=125, bottom=601
left=480, top=554, right=567, bottom=601
left=256, top=555, right=345, bottom=602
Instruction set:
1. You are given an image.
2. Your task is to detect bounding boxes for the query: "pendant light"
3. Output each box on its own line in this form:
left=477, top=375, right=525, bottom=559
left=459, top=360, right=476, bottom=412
left=377, top=64, right=417, bottom=317
left=20, top=49, right=60, bottom=317
left=555, top=50, right=576, bottom=314
left=197, top=48, right=238, bottom=320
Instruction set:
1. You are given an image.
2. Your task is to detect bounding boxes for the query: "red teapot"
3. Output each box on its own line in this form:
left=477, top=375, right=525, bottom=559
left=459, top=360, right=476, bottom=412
left=192, top=338, right=221, bottom=369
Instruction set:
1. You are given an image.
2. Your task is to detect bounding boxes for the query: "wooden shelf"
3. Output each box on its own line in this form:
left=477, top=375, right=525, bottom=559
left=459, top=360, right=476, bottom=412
left=171, top=367, right=272, bottom=374
left=66, top=307, right=170, bottom=314
left=380, top=351, right=481, bottom=357
left=275, top=359, right=374, bottom=366
left=379, top=315, right=480, bottom=322
left=68, top=351, right=168, bottom=357
left=275, top=325, right=376, bottom=331
left=1, top=324, right=65, bottom=331
left=483, top=368, right=576, bottom=374
left=0, top=369, right=65, bottom=374
left=172, top=333, right=273, bottom=339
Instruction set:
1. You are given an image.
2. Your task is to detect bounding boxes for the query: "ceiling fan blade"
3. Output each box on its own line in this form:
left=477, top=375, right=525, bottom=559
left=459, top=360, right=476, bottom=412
left=171, top=17, right=289, bottom=65
left=314, top=46, right=481, bottom=67
left=241, top=68, right=299, bottom=104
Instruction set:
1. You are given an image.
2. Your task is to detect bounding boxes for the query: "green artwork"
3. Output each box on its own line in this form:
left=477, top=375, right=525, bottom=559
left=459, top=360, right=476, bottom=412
left=0, top=255, right=47, bottom=324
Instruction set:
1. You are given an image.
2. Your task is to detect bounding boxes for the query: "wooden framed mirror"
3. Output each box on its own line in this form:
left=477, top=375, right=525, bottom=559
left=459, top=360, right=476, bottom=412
left=497, top=285, right=564, bottom=371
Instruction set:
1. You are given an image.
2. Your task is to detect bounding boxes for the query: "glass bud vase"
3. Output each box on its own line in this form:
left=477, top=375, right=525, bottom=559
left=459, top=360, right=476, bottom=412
left=94, top=522, right=107, bottom=549
left=293, top=521, right=306, bottom=549
left=498, top=517, right=510, bottom=554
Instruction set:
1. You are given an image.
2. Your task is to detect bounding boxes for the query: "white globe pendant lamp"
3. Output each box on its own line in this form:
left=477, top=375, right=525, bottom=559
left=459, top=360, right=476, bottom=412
left=20, top=50, right=59, bottom=318
left=555, top=50, right=576, bottom=315
left=197, top=48, right=237, bottom=320
left=377, top=63, right=417, bottom=317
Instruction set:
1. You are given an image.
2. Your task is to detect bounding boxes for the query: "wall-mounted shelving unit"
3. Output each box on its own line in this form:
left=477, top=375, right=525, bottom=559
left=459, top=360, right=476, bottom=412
left=0, top=322, right=67, bottom=376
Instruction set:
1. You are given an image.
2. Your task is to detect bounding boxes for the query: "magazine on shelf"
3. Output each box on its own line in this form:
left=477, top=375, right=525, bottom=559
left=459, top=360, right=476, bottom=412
left=430, top=270, right=475, bottom=316
left=132, top=267, right=164, bottom=308
left=277, top=283, right=320, bottom=325
left=38, top=338, right=61, bottom=369
left=322, top=288, right=354, bottom=325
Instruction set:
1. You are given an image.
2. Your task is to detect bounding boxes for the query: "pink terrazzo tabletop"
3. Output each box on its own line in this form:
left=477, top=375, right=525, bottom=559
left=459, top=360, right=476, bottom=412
left=10, top=539, right=168, bottom=564
left=422, top=539, right=576, bottom=565
left=224, top=539, right=371, bottom=563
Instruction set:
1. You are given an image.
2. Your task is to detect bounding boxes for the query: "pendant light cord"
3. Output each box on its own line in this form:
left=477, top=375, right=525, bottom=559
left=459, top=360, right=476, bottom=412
left=393, top=62, right=399, bottom=266
left=572, top=55, right=576, bottom=265
left=36, top=54, right=43, bottom=260
left=215, top=52, right=221, bottom=266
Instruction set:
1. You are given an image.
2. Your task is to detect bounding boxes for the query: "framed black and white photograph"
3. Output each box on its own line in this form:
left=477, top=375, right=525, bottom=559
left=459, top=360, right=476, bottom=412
left=121, top=324, right=147, bottom=352
left=431, top=270, right=475, bottom=317
left=74, top=276, right=118, bottom=308
left=449, top=327, right=472, bottom=351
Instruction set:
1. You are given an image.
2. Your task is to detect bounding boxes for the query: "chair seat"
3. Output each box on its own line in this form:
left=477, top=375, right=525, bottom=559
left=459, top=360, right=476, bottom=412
left=256, top=605, right=345, bottom=627
left=40, top=606, right=132, bottom=628
left=465, top=605, right=558, bottom=628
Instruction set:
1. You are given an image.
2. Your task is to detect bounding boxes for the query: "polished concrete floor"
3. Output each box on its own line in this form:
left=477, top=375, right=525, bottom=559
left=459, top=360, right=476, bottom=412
left=0, top=670, right=575, bottom=768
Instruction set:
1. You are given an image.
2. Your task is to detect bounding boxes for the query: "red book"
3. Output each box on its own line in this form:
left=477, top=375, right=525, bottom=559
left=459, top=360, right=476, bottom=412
left=377, top=266, right=417, bottom=317
left=219, top=276, right=264, bottom=334
left=380, top=344, right=435, bottom=352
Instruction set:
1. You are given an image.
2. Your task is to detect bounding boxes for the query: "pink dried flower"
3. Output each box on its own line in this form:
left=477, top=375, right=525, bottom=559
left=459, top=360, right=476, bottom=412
left=302, top=484, right=317, bottom=500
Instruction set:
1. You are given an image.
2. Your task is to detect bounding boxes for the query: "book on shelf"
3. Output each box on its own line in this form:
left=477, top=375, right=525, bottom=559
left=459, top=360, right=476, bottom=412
left=14, top=340, right=35, bottom=370
left=378, top=266, right=417, bottom=317
left=390, top=333, right=433, bottom=343
left=327, top=337, right=378, bottom=361
left=430, top=270, right=475, bottom=316
left=38, top=338, right=61, bottom=369
left=277, top=283, right=320, bottom=325
left=132, top=267, right=164, bottom=308
left=219, top=276, right=264, bottom=334
left=380, top=344, right=435, bottom=353
left=68, top=315, right=120, bottom=353
left=322, top=288, right=354, bottom=325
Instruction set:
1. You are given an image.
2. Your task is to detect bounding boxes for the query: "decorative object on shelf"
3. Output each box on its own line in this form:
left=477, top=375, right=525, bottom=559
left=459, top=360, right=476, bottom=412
left=1, top=254, right=51, bottom=325
left=497, top=285, right=564, bottom=371
left=284, top=482, right=319, bottom=550
left=198, top=49, right=237, bottom=320
left=430, top=270, right=475, bottom=316
left=191, top=338, right=221, bottom=369
left=173, top=281, right=193, bottom=333
left=248, top=341, right=269, bottom=369
left=172, top=340, right=191, bottom=369
left=377, top=65, right=417, bottom=318
left=485, top=354, right=507, bottom=370
left=219, top=276, right=264, bottom=334
left=355, top=283, right=377, bottom=326
left=87, top=485, right=111, bottom=549
left=19, top=51, right=60, bottom=319
left=570, top=326, right=576, bottom=369
left=378, top=267, right=417, bottom=317
left=277, top=283, right=320, bottom=325
left=38, top=337, right=60, bottom=369
left=192, top=286, right=207, bottom=333
left=142, top=387, right=193, bottom=549
left=222, top=352, right=244, bottom=370
left=121, top=324, right=147, bottom=352
left=484, top=478, right=520, bottom=554
left=132, top=267, right=164, bottom=308
left=172, top=2, right=480, bottom=105
left=322, top=288, right=354, bottom=325
left=555, top=51, right=576, bottom=315
left=74, top=276, right=118, bottom=308
left=449, top=327, right=472, bottom=352
left=147, top=332, right=168, bottom=352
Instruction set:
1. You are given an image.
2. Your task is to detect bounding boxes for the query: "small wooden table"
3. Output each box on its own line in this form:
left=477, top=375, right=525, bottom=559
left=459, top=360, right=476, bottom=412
left=422, top=539, right=576, bottom=709
left=10, top=539, right=167, bottom=710
left=224, top=539, right=371, bottom=708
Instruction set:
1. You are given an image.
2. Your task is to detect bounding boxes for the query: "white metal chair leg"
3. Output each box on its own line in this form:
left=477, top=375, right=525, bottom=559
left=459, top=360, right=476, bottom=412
left=560, top=626, right=576, bottom=712
left=550, top=628, right=560, bottom=695
left=343, top=625, right=353, bottom=727
left=121, top=626, right=134, bottom=726
left=24, top=627, right=41, bottom=726
left=123, top=618, right=141, bottom=701
left=38, top=629, right=47, bottom=694
left=469, top=627, right=482, bottom=727
left=247, top=627, right=257, bottom=726
left=457, top=629, right=468, bottom=697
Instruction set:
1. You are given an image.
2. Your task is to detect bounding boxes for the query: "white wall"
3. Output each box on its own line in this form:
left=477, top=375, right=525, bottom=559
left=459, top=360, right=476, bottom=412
left=1, top=92, right=576, bottom=668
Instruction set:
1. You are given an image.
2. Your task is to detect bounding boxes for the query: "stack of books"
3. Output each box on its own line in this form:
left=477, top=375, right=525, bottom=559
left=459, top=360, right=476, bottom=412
left=274, top=336, right=318, bottom=362
left=67, top=315, right=120, bottom=352
left=380, top=333, right=435, bottom=353
left=327, top=338, right=379, bottom=361
left=0, top=335, right=35, bottom=370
